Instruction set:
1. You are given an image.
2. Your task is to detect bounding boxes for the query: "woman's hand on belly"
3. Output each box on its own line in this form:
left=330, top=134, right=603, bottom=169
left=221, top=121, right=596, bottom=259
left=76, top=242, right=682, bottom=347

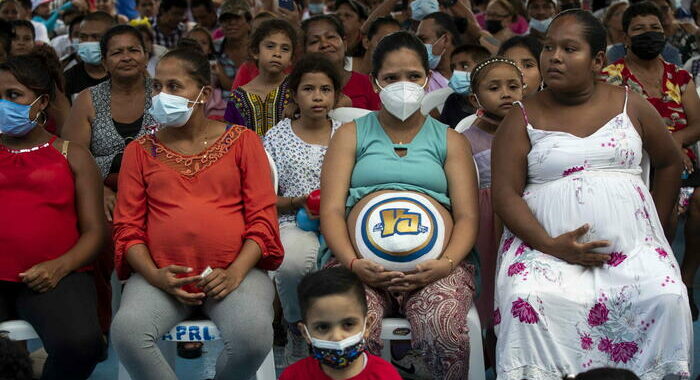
left=352, top=259, right=405, bottom=289
left=197, top=268, right=243, bottom=300
left=544, top=224, right=612, bottom=266
left=386, top=259, right=452, bottom=292
left=151, top=265, right=206, bottom=305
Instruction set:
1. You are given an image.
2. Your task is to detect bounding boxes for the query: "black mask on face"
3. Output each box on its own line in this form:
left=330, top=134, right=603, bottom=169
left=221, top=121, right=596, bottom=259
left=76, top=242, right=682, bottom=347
left=630, top=31, right=666, bottom=60
left=485, top=19, right=504, bottom=34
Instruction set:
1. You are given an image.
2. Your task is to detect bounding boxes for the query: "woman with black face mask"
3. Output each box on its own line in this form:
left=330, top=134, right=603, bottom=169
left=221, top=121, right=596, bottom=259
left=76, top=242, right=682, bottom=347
left=601, top=1, right=700, bottom=321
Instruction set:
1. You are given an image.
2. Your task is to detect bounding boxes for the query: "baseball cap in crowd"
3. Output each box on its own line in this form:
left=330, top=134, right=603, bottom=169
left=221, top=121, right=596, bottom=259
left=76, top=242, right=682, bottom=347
left=219, top=0, right=252, bottom=21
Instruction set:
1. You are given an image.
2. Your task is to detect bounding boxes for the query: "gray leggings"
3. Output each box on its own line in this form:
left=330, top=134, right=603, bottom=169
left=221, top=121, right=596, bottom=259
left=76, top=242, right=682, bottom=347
left=112, top=269, right=274, bottom=380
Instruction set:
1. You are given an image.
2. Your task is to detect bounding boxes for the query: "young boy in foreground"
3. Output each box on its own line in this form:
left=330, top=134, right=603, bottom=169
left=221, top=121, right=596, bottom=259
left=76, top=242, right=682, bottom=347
left=280, top=267, right=402, bottom=380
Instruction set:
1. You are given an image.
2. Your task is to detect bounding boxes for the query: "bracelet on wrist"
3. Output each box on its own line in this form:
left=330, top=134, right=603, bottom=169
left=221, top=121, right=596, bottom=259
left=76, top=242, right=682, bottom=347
left=443, top=256, right=455, bottom=272
left=350, top=258, right=359, bottom=272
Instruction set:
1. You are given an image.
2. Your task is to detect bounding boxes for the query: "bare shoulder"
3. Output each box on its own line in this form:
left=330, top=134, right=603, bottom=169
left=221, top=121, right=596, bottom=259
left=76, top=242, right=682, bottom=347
left=447, top=128, right=472, bottom=157
left=333, top=121, right=357, bottom=139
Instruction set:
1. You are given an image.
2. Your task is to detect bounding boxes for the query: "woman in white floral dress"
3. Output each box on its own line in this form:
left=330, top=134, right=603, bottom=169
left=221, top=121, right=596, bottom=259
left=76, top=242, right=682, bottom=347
left=491, top=10, right=692, bottom=379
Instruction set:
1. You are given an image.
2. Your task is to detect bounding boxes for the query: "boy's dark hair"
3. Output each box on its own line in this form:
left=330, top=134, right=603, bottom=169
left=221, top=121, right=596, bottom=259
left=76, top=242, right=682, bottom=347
left=573, top=368, right=640, bottom=380
left=366, top=16, right=400, bottom=41
left=250, top=18, right=297, bottom=56
left=287, top=53, right=342, bottom=96
left=298, top=267, right=367, bottom=321
left=0, top=336, right=32, bottom=380
left=622, top=1, right=663, bottom=33
left=497, top=35, right=543, bottom=63
left=451, top=43, right=491, bottom=61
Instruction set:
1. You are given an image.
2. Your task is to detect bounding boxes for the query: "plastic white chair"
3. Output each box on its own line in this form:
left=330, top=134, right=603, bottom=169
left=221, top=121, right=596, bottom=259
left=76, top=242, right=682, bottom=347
left=0, top=320, right=39, bottom=341
left=380, top=305, right=485, bottom=380
left=117, top=320, right=276, bottom=380
left=455, top=114, right=478, bottom=134
left=421, top=87, right=454, bottom=115
left=328, top=107, right=373, bottom=123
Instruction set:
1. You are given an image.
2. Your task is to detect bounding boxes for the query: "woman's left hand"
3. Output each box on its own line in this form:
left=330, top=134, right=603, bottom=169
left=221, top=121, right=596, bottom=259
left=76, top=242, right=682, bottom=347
left=387, top=259, right=452, bottom=292
left=198, top=268, right=243, bottom=300
left=19, top=259, right=68, bottom=293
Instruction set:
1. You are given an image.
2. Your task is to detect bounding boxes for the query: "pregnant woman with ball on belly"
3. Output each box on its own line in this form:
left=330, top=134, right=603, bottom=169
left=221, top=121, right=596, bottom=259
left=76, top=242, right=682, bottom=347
left=320, top=31, right=479, bottom=379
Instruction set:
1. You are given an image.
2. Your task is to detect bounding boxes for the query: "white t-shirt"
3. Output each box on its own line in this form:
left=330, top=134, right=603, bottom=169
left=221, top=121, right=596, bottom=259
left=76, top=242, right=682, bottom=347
left=30, top=20, right=49, bottom=43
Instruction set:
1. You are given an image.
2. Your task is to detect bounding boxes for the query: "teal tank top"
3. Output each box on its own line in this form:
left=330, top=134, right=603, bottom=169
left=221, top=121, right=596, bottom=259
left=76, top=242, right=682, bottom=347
left=347, top=112, right=450, bottom=208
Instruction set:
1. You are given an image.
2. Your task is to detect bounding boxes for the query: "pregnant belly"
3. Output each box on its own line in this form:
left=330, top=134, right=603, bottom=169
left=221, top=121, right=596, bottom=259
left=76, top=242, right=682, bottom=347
left=523, top=174, right=653, bottom=254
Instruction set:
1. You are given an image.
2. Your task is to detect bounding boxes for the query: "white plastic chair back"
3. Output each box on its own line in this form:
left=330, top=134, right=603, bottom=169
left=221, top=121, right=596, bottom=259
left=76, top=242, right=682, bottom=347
left=455, top=114, right=478, bottom=134
left=380, top=305, right=485, bottom=380
left=328, top=107, right=372, bottom=123
left=265, top=149, right=278, bottom=195
left=421, top=87, right=453, bottom=115
left=0, top=320, right=39, bottom=341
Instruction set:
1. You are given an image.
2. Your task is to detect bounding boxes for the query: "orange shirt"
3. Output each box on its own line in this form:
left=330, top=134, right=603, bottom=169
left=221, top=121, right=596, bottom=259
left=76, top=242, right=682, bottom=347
left=113, top=126, right=283, bottom=283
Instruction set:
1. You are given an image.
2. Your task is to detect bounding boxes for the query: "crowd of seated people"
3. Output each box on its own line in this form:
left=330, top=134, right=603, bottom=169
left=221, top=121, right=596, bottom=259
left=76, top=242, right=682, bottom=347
left=0, top=0, right=697, bottom=378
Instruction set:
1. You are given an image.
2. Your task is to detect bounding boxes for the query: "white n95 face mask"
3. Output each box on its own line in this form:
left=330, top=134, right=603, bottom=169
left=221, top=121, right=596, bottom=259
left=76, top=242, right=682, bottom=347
left=148, top=88, right=204, bottom=128
left=376, top=79, right=427, bottom=122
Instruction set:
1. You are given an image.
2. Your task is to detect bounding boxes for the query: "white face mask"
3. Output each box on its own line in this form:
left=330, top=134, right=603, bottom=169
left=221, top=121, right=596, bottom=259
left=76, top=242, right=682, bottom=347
left=375, top=79, right=428, bottom=121
left=148, top=88, right=204, bottom=128
left=302, top=323, right=366, bottom=351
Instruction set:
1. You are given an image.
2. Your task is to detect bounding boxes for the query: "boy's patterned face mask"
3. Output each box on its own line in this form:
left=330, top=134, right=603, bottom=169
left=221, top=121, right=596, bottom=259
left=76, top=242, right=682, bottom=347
left=302, top=323, right=367, bottom=369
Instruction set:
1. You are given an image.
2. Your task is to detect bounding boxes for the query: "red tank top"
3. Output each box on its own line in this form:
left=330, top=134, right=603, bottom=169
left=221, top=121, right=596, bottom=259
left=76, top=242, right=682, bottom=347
left=0, top=136, right=81, bottom=282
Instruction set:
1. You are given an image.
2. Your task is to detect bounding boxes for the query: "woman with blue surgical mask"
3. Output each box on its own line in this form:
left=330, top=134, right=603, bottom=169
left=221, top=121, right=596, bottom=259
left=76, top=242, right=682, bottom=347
left=0, top=52, right=106, bottom=380
left=111, top=46, right=283, bottom=380
left=320, top=31, right=479, bottom=379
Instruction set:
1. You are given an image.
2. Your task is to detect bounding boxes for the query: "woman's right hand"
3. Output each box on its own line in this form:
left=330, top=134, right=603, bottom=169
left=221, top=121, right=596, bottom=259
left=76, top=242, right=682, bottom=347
left=104, top=186, right=116, bottom=222
left=351, top=259, right=404, bottom=288
left=545, top=224, right=611, bottom=266
left=150, top=265, right=206, bottom=305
